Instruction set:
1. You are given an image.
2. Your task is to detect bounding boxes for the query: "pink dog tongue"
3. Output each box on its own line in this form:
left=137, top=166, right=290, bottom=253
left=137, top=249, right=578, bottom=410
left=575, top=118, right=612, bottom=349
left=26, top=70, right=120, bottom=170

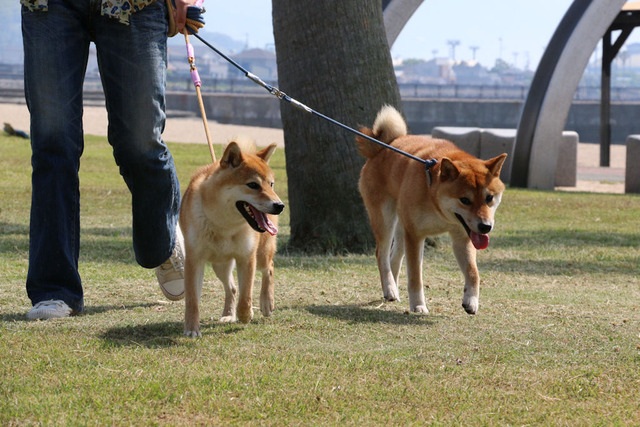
left=251, top=206, right=278, bottom=236
left=470, top=231, right=489, bottom=250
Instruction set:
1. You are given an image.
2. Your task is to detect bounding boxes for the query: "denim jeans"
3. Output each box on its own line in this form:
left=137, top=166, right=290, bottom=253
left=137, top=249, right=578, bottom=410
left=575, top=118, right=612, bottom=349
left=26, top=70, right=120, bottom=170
left=22, top=0, right=181, bottom=313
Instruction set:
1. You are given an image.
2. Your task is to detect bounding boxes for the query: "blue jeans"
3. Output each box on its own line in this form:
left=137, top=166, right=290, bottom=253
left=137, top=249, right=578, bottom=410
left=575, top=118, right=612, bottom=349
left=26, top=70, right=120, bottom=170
left=22, top=0, right=181, bottom=313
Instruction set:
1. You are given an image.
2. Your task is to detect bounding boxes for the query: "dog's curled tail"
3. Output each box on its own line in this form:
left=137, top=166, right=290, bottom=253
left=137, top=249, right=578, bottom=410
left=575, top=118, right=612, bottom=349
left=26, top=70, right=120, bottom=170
left=356, top=105, right=408, bottom=159
left=227, top=134, right=257, bottom=154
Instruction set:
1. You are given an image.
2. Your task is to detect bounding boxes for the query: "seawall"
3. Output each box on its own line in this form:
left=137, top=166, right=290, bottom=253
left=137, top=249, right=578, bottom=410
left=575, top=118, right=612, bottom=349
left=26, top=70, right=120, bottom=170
left=142, top=91, right=640, bottom=144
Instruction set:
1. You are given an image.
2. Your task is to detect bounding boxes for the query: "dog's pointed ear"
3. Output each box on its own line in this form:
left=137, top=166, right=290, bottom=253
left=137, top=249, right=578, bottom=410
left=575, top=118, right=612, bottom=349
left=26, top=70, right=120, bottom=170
left=485, top=153, right=507, bottom=177
left=221, top=142, right=244, bottom=168
left=439, top=157, right=459, bottom=182
left=257, top=143, right=277, bottom=164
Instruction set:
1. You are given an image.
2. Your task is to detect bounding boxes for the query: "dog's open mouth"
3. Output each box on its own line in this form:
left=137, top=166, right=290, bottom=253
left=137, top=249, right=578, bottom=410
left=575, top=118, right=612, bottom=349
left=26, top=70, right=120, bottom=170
left=236, top=201, right=279, bottom=235
left=455, top=214, right=489, bottom=250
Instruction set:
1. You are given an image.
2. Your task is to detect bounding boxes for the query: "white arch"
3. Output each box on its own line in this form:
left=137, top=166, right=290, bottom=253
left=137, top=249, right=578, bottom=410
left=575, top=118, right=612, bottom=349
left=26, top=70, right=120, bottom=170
left=383, top=0, right=424, bottom=47
left=514, top=0, right=626, bottom=189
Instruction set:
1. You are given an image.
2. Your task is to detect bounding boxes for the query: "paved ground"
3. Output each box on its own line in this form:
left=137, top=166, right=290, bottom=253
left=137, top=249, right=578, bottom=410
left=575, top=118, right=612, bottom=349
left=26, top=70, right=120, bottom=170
left=0, top=102, right=285, bottom=148
left=1, top=102, right=627, bottom=193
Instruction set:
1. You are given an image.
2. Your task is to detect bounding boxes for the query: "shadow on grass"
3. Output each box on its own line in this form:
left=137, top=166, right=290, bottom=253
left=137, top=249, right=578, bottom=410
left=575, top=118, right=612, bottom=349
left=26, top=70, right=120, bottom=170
left=0, top=221, right=140, bottom=264
left=0, top=302, right=158, bottom=323
left=0, top=312, right=30, bottom=322
left=495, top=229, right=640, bottom=249
left=99, top=320, right=245, bottom=348
left=100, top=321, right=187, bottom=348
left=306, top=300, right=437, bottom=326
left=275, top=253, right=384, bottom=272
left=486, top=230, right=640, bottom=276
left=83, top=303, right=157, bottom=316
left=0, top=303, right=157, bottom=322
left=483, top=256, right=640, bottom=276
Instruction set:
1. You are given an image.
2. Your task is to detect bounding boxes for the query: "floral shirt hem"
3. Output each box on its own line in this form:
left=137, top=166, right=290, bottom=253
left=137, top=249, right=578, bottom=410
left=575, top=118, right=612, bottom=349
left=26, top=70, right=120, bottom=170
left=20, top=0, right=158, bottom=25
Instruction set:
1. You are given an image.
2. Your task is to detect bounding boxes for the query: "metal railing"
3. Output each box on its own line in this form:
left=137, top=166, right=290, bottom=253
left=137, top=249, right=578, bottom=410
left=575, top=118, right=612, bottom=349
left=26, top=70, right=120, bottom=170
left=3, top=74, right=640, bottom=102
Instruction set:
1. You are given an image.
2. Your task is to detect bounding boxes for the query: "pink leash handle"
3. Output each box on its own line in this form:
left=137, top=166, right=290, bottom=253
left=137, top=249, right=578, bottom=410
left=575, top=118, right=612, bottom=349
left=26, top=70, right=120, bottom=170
left=191, top=69, right=201, bottom=88
left=186, top=42, right=201, bottom=87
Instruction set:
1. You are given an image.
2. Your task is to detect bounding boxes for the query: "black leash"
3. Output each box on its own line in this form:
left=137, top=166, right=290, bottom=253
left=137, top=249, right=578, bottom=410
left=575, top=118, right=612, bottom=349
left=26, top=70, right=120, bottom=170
left=186, top=26, right=438, bottom=182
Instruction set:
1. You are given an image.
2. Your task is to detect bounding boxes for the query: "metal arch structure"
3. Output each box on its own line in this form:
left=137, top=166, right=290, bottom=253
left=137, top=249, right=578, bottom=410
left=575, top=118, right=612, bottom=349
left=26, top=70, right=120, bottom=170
left=382, top=0, right=424, bottom=47
left=600, top=2, right=640, bottom=166
left=511, top=0, right=626, bottom=189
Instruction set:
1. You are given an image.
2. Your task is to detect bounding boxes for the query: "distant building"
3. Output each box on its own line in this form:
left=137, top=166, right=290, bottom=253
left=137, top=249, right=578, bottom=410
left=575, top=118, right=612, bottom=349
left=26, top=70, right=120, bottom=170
left=625, top=42, right=640, bottom=69
left=228, top=48, right=277, bottom=80
left=396, top=58, right=455, bottom=84
left=0, top=63, right=23, bottom=75
left=167, top=45, right=229, bottom=79
left=452, top=60, right=500, bottom=85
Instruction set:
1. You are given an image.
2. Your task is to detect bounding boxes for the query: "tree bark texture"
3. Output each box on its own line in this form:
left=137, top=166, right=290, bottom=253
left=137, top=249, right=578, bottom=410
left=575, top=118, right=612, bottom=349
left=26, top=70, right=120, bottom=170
left=272, top=0, right=402, bottom=253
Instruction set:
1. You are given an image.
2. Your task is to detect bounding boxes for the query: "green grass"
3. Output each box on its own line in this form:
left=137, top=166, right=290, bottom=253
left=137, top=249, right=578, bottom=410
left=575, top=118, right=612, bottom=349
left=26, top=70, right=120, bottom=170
left=1, top=133, right=639, bottom=425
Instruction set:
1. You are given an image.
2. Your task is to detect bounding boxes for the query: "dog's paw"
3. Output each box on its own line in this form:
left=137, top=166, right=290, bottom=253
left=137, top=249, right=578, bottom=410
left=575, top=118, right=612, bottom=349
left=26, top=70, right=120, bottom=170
left=411, top=304, right=429, bottom=314
left=184, top=328, right=202, bottom=338
left=260, top=300, right=274, bottom=317
left=383, top=289, right=400, bottom=302
left=237, top=306, right=254, bottom=324
left=462, top=297, right=478, bottom=315
left=219, top=315, right=237, bottom=323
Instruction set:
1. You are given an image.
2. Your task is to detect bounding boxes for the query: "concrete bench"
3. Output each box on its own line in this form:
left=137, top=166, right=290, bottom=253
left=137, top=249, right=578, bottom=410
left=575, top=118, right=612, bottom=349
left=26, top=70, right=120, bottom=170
left=431, top=126, right=578, bottom=187
left=479, top=128, right=517, bottom=184
left=431, top=126, right=481, bottom=157
left=625, top=135, right=640, bottom=194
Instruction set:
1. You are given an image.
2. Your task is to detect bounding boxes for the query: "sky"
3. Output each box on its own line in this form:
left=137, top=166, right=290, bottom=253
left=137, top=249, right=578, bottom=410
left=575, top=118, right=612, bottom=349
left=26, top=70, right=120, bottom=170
left=208, top=1, right=640, bottom=71
left=4, top=1, right=640, bottom=70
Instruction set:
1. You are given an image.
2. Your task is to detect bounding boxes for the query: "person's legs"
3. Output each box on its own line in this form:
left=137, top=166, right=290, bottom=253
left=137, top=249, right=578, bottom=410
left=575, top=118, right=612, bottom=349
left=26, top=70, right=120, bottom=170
left=22, top=0, right=92, bottom=314
left=93, top=0, right=181, bottom=269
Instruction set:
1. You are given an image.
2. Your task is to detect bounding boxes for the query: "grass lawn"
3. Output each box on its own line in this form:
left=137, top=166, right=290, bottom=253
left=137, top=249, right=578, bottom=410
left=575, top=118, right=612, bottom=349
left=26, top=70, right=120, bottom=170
left=1, top=133, right=639, bottom=425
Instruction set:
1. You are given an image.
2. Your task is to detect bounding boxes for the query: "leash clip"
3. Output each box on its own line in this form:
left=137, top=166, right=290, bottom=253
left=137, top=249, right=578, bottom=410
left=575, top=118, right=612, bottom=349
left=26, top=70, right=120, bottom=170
left=424, top=158, right=438, bottom=186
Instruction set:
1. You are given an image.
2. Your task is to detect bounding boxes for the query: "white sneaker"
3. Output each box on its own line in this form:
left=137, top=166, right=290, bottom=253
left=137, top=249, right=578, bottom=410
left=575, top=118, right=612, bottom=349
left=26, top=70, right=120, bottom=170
left=27, top=299, right=73, bottom=320
left=155, top=224, right=185, bottom=301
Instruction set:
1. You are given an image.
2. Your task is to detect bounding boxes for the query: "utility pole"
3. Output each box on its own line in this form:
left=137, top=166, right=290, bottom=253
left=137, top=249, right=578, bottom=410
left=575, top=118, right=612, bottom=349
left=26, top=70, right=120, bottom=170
left=469, top=45, right=479, bottom=61
left=447, top=39, right=460, bottom=61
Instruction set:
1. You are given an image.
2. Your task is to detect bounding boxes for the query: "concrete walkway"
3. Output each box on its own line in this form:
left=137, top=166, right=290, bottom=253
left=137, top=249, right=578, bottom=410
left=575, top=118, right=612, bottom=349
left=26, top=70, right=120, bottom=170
left=0, top=102, right=285, bottom=148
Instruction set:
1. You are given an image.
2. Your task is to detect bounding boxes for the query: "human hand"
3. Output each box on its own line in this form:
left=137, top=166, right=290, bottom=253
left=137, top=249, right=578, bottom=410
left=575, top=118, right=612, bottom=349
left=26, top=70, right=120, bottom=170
left=172, top=0, right=199, bottom=34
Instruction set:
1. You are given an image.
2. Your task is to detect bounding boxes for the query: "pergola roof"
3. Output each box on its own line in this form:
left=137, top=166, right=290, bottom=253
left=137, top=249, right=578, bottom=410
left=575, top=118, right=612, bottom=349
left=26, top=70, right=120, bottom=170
left=622, top=1, right=640, bottom=11
left=612, top=1, right=640, bottom=30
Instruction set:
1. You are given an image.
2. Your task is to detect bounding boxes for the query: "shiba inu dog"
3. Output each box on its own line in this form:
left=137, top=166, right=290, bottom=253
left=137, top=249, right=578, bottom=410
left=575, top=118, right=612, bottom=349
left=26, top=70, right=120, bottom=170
left=356, top=106, right=506, bottom=315
left=180, top=138, right=284, bottom=337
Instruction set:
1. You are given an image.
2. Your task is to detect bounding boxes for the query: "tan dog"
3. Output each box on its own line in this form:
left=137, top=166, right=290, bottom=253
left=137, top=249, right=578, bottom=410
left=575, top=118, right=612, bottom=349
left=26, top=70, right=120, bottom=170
left=357, top=106, right=506, bottom=315
left=180, top=138, right=284, bottom=337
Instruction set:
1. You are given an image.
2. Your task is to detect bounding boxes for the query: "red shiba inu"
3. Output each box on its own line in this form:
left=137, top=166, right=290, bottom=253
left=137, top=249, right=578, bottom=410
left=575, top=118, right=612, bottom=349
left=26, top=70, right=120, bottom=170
left=180, top=138, right=284, bottom=337
left=356, top=106, right=506, bottom=315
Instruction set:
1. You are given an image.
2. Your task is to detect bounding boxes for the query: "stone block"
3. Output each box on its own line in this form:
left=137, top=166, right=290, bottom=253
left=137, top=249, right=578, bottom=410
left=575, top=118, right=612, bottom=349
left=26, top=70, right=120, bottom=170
left=625, top=135, right=640, bottom=194
left=480, top=128, right=516, bottom=183
left=555, top=131, right=578, bottom=187
left=431, top=126, right=481, bottom=156
left=432, top=126, right=578, bottom=187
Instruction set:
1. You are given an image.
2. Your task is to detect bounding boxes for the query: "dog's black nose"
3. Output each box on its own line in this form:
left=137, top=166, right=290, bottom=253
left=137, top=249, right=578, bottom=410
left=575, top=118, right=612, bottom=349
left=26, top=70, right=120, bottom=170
left=477, top=222, right=492, bottom=234
left=272, top=201, right=285, bottom=215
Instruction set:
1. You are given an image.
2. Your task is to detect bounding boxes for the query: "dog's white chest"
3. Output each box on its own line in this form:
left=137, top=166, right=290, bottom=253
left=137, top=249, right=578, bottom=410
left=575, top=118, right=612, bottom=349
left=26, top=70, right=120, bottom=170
left=200, top=225, right=258, bottom=263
